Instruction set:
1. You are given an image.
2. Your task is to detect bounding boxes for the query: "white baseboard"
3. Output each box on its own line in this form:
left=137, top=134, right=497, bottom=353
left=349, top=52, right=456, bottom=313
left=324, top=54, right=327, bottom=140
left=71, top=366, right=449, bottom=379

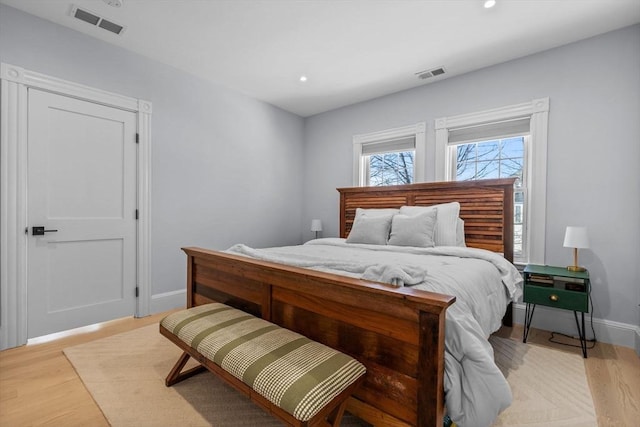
left=513, top=303, right=640, bottom=355
left=149, top=289, right=186, bottom=314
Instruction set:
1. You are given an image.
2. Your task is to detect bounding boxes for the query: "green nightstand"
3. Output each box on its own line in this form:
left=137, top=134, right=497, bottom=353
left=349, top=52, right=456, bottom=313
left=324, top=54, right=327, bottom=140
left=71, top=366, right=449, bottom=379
left=522, top=264, right=590, bottom=358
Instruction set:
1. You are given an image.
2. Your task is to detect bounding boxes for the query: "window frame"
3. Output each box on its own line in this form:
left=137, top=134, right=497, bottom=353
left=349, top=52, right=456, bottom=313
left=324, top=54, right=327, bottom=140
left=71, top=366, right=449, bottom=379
left=435, top=98, right=549, bottom=264
left=353, top=122, right=426, bottom=186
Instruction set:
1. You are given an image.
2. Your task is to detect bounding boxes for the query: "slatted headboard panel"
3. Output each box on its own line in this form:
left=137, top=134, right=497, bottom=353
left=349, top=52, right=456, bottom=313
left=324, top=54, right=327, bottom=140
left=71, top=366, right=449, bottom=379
left=338, top=178, right=515, bottom=262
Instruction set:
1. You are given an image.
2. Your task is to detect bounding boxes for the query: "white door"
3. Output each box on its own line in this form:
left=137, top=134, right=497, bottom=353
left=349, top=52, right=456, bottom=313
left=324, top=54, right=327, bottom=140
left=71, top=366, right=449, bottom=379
left=27, top=88, right=138, bottom=338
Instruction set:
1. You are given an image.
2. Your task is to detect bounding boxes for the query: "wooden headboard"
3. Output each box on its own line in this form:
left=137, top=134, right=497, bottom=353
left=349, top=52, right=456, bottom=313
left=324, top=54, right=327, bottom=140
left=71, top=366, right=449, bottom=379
left=338, top=178, right=516, bottom=262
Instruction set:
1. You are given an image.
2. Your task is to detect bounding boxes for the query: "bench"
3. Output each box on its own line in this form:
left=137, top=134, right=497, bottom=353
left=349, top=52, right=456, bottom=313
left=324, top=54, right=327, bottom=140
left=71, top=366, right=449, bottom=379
left=160, top=303, right=367, bottom=427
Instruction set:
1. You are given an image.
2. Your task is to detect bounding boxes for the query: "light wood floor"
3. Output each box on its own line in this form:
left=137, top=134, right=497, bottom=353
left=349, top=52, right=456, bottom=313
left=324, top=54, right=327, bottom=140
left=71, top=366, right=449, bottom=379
left=0, top=313, right=638, bottom=426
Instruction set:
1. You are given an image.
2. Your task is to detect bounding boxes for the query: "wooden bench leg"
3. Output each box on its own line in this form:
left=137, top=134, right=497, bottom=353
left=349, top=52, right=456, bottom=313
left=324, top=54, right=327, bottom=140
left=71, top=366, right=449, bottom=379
left=165, top=351, right=207, bottom=387
left=326, top=400, right=349, bottom=427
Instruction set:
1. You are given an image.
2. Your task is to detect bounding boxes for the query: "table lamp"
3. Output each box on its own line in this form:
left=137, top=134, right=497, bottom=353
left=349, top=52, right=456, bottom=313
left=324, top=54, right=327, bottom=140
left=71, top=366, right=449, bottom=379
left=563, top=226, right=589, bottom=272
left=311, top=219, right=322, bottom=239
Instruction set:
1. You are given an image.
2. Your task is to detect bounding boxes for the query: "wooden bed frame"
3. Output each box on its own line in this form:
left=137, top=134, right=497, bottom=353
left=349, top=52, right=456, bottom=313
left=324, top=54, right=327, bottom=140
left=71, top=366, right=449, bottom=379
left=180, top=178, right=515, bottom=427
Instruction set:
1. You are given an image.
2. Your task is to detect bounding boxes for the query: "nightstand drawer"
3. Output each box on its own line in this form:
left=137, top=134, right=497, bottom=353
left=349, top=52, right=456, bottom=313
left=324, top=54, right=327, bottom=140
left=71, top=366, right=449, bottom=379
left=524, top=285, right=588, bottom=312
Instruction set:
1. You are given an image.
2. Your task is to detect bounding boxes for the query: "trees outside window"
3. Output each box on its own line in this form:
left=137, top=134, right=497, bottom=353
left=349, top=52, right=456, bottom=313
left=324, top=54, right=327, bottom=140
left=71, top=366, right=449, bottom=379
left=366, top=151, right=414, bottom=186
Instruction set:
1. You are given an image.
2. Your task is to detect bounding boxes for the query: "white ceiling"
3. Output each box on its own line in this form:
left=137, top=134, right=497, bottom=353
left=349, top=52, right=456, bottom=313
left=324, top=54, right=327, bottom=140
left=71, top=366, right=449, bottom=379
left=2, top=0, right=639, bottom=117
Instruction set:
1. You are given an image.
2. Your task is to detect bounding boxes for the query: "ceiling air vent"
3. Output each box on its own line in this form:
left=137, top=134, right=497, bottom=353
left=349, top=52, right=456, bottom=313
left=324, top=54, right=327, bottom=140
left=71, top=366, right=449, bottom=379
left=70, top=5, right=126, bottom=35
left=415, top=67, right=446, bottom=80
left=98, top=19, right=124, bottom=35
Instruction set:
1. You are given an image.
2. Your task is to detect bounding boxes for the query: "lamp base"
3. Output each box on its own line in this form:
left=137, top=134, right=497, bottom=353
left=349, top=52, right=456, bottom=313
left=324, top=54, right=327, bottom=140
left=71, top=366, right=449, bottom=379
left=567, top=265, right=586, bottom=272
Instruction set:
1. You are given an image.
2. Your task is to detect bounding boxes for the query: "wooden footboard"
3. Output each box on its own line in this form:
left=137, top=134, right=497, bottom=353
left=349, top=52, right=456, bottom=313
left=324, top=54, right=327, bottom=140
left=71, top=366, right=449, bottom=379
left=182, top=247, right=456, bottom=427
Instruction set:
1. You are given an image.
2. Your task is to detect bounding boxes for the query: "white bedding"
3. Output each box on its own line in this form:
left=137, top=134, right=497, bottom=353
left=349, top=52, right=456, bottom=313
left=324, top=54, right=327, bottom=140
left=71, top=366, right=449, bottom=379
left=226, top=238, right=523, bottom=427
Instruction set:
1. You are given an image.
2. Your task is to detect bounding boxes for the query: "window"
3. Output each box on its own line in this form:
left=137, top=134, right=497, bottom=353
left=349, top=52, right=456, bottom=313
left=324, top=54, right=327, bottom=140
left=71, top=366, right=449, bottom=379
left=363, top=137, right=415, bottom=186
left=451, top=135, right=527, bottom=258
left=353, top=123, right=425, bottom=186
left=435, top=98, right=549, bottom=264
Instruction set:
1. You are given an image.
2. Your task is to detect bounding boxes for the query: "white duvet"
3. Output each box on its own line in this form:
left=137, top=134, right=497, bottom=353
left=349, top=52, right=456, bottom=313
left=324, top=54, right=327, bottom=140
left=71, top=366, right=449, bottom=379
left=226, top=238, right=523, bottom=427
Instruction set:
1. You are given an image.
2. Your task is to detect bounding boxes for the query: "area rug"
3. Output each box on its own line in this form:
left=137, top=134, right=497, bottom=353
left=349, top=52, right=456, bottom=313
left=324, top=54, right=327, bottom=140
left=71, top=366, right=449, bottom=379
left=64, top=324, right=597, bottom=427
left=489, top=335, right=597, bottom=427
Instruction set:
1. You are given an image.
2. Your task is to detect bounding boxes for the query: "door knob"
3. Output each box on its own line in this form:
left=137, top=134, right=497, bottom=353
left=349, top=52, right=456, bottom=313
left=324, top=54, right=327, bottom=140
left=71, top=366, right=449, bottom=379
left=32, top=226, right=58, bottom=236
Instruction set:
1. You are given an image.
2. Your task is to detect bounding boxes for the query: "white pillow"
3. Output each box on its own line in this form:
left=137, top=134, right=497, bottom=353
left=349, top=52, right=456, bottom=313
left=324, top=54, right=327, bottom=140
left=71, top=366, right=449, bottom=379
left=456, top=218, right=466, bottom=247
left=400, top=202, right=460, bottom=246
left=355, top=207, right=400, bottom=219
left=388, top=210, right=437, bottom=247
left=346, top=214, right=393, bottom=245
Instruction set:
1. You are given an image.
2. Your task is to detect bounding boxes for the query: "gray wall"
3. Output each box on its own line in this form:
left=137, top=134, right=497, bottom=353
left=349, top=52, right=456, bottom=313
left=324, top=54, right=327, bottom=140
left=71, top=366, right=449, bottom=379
left=0, top=5, right=305, bottom=299
left=303, top=24, right=640, bottom=328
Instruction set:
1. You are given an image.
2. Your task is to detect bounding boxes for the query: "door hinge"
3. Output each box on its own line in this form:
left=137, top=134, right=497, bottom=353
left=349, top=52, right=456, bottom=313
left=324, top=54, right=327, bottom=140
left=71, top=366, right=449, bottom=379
left=135, top=209, right=139, bottom=220
left=135, top=133, right=139, bottom=144
left=135, top=287, right=139, bottom=297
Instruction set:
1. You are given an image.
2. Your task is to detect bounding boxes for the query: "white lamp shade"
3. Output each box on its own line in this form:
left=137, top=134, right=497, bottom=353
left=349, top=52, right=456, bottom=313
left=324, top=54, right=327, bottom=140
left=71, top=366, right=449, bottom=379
left=563, top=226, right=589, bottom=249
left=310, top=219, right=323, bottom=232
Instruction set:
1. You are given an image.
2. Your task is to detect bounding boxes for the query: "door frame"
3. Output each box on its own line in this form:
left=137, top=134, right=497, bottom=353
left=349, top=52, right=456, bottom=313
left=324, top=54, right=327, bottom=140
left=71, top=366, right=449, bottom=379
left=0, top=63, right=152, bottom=350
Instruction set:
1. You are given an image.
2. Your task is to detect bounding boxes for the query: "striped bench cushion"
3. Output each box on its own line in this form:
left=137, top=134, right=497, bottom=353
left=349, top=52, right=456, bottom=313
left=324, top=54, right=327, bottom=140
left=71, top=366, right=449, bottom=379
left=161, top=303, right=366, bottom=422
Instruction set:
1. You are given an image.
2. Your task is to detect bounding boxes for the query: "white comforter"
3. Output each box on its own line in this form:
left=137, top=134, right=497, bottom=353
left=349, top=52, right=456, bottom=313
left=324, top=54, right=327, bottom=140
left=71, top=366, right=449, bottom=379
left=226, top=238, right=523, bottom=427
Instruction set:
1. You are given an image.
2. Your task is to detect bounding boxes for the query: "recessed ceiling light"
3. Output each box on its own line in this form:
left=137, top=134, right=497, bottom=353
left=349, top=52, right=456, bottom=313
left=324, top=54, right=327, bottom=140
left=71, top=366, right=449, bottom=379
left=299, top=75, right=308, bottom=83
left=484, top=0, right=496, bottom=8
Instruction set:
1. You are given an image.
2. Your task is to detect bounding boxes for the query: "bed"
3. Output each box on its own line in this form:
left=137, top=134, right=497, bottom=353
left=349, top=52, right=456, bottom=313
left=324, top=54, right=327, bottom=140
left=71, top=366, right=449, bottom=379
left=179, top=178, right=521, bottom=427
